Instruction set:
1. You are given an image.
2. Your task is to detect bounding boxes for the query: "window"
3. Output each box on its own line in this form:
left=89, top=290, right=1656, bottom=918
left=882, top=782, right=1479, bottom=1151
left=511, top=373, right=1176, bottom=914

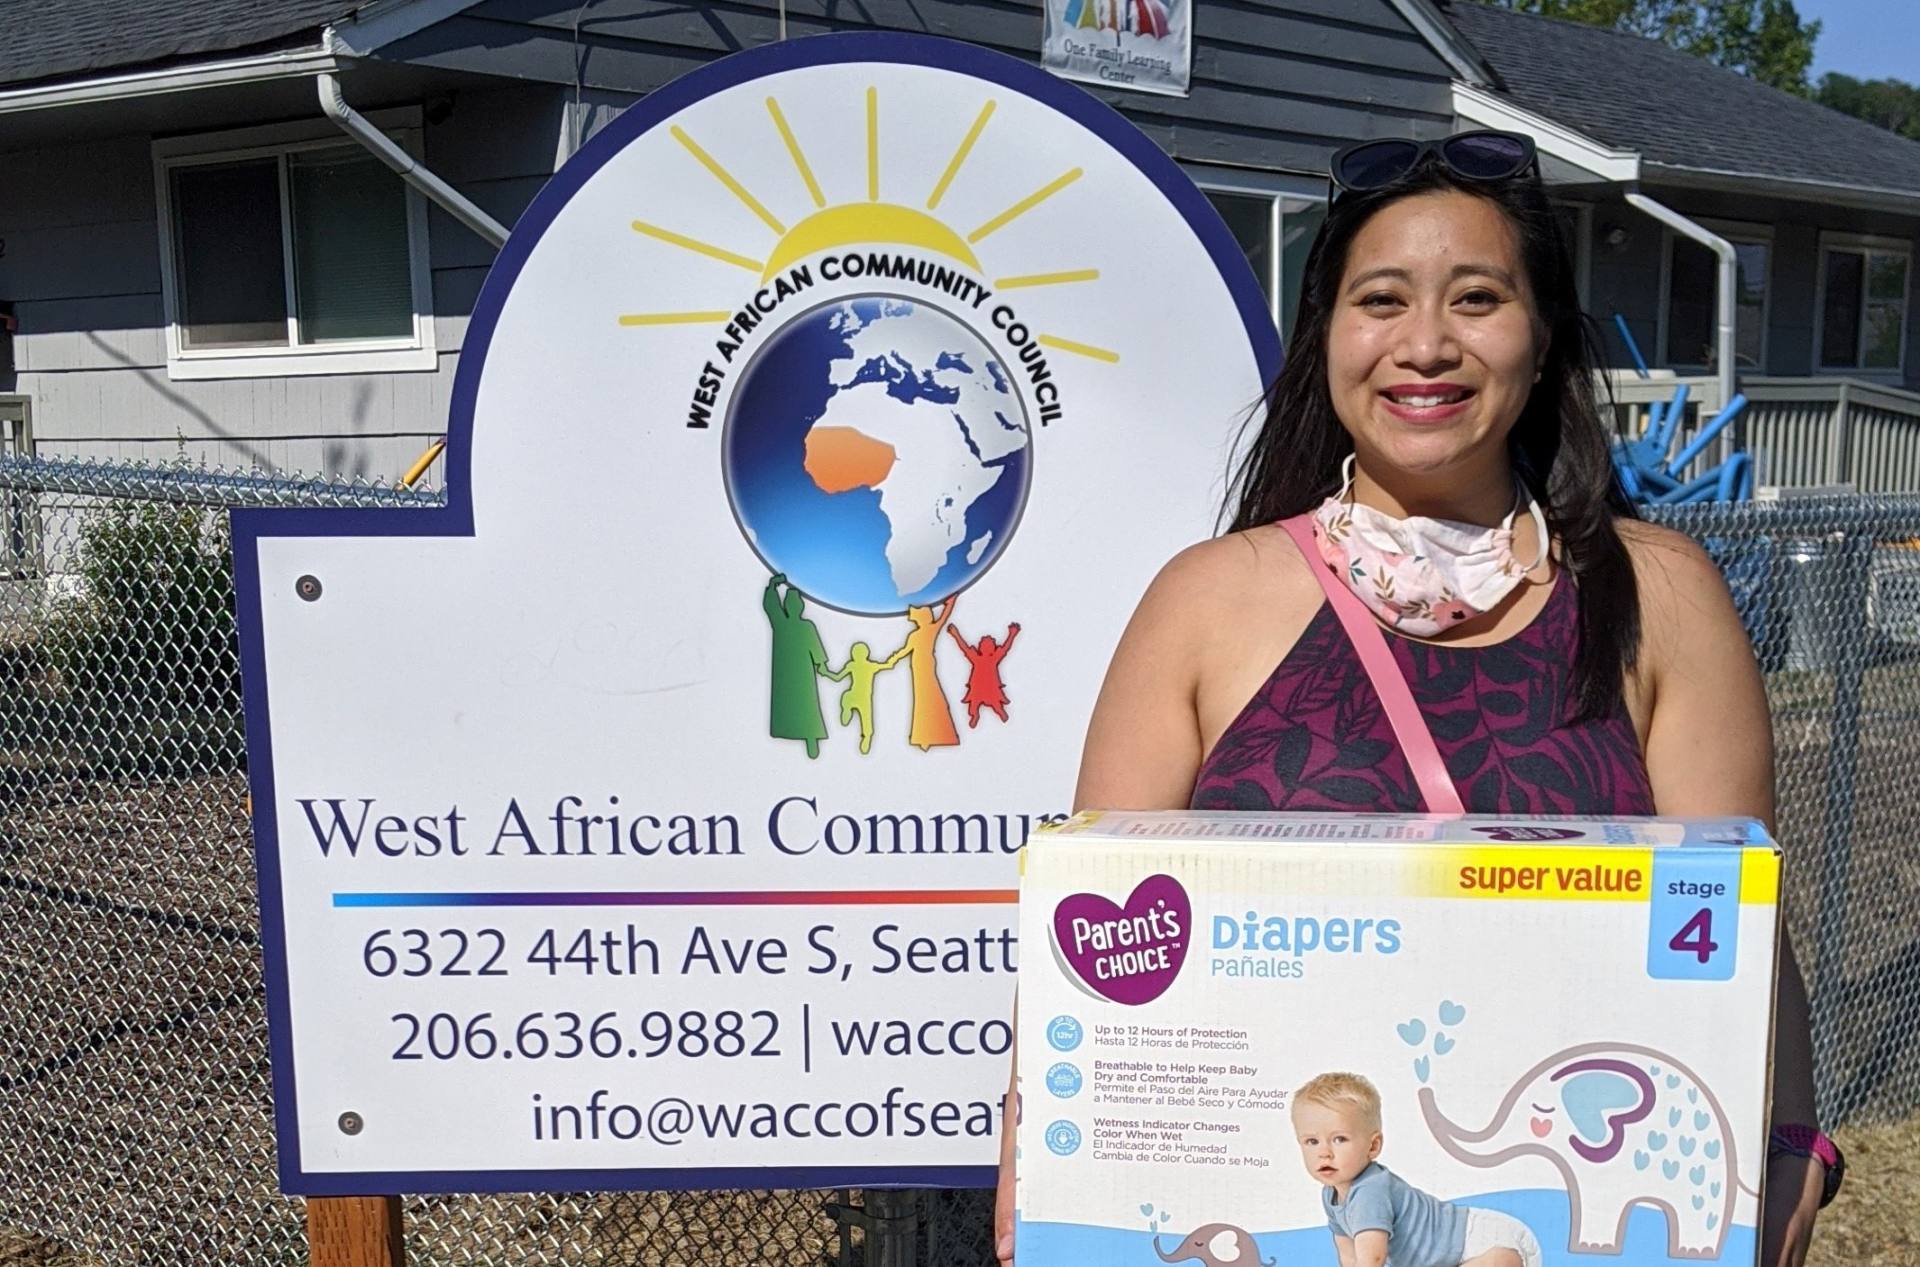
left=1661, top=224, right=1769, bottom=372
left=154, top=114, right=435, bottom=379
left=1818, top=235, right=1910, bottom=373
left=1200, top=186, right=1326, bottom=343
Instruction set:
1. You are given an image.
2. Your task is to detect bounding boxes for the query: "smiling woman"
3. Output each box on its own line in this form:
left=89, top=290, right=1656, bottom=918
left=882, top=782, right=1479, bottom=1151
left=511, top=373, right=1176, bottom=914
left=995, top=132, right=1833, bottom=1267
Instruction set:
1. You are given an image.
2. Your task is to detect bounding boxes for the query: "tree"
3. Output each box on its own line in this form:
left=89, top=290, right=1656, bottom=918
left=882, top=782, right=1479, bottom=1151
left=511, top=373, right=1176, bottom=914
left=1477, top=0, right=1821, bottom=96
left=1816, top=72, right=1920, bottom=141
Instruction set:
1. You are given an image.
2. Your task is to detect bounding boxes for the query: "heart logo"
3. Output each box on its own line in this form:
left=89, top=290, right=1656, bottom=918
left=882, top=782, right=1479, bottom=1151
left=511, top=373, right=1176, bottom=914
left=1663, top=1159, right=1680, bottom=1181
left=1647, top=1130, right=1668, bottom=1151
left=1433, top=1032, right=1456, bottom=1055
left=1687, top=1087, right=1700, bottom=1104
left=1438, top=1000, right=1467, bottom=1025
left=1051, top=875, right=1190, bottom=1005
left=1397, top=1018, right=1427, bottom=1046
left=1633, top=1150, right=1650, bottom=1171
left=1414, top=1056, right=1430, bottom=1084
left=1679, top=1136, right=1696, bottom=1156
left=1668, top=1106, right=1683, bottom=1127
left=1529, top=1116, right=1552, bottom=1138
left=1694, top=1110, right=1711, bottom=1132
left=1692, top=1194, right=1705, bottom=1211
left=1705, top=1141, right=1722, bottom=1161
left=1666, top=1074, right=1682, bottom=1089
left=1690, top=1165, right=1706, bottom=1186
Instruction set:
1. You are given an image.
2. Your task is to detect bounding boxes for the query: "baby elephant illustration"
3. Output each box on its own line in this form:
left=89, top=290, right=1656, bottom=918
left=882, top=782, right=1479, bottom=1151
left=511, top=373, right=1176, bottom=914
left=1154, top=1222, right=1274, bottom=1267
left=1418, top=1041, right=1759, bottom=1258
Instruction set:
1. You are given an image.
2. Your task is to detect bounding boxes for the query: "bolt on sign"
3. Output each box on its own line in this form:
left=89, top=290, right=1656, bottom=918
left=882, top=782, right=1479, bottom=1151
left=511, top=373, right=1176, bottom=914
left=237, top=31, right=1275, bottom=1194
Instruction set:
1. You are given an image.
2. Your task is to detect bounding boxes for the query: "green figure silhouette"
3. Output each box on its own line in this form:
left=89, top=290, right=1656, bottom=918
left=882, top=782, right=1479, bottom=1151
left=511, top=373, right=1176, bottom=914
left=762, top=574, right=832, bottom=758
left=823, top=641, right=910, bottom=755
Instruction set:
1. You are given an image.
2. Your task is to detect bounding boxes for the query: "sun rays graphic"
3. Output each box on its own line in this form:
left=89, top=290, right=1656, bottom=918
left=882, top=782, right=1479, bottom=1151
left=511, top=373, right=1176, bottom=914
left=616, top=88, right=1118, bottom=365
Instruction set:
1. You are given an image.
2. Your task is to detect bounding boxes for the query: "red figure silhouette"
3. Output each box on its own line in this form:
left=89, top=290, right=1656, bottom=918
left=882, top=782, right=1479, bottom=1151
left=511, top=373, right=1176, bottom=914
left=946, top=621, right=1022, bottom=728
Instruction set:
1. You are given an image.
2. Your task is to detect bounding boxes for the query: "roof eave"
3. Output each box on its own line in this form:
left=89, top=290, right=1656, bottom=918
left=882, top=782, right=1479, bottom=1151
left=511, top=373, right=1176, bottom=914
left=1388, top=0, right=1502, bottom=88
left=329, top=0, right=488, bottom=57
left=1451, top=82, right=1642, bottom=183
left=0, top=42, right=342, bottom=114
left=1642, top=162, right=1920, bottom=218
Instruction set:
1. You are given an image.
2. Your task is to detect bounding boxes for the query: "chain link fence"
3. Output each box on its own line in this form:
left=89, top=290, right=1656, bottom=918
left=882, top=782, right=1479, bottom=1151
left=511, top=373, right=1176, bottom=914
left=0, top=458, right=1912, bottom=1265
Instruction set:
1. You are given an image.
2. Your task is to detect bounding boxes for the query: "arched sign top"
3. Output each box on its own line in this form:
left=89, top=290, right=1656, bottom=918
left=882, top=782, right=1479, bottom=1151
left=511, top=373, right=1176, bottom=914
left=238, top=30, right=1283, bottom=1195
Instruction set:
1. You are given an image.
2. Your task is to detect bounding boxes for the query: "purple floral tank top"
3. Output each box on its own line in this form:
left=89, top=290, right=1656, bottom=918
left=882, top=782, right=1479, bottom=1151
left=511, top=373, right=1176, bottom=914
left=1190, top=578, right=1655, bottom=814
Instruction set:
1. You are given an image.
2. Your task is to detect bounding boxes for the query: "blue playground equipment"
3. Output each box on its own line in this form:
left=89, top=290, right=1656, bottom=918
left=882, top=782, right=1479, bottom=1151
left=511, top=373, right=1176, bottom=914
left=1607, top=315, right=1754, bottom=505
left=1611, top=385, right=1755, bottom=505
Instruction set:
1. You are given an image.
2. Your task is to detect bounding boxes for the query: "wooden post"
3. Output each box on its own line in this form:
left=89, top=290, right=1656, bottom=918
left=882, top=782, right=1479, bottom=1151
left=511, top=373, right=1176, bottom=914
left=307, top=1196, right=406, bottom=1267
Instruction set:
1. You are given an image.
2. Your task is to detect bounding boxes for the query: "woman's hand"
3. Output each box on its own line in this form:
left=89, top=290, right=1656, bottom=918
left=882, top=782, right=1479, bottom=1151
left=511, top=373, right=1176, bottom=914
left=1761, top=1153, right=1823, bottom=1267
left=994, top=1088, right=1018, bottom=1266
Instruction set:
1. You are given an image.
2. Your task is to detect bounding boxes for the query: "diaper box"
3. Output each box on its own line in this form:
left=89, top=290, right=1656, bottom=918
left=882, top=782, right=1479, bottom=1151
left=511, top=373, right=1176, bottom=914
left=1015, top=812, right=1781, bottom=1267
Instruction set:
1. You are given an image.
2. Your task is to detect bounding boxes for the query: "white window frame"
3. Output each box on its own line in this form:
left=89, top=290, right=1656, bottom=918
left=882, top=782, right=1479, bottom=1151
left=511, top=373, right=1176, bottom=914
left=1656, top=217, right=1772, bottom=374
left=153, top=110, right=436, bottom=381
left=1188, top=168, right=1327, bottom=340
left=1814, top=231, right=1911, bottom=377
left=1556, top=200, right=1593, bottom=311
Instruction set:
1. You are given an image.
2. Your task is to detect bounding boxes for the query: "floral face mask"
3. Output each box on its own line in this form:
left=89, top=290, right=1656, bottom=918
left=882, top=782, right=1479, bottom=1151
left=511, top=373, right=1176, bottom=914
left=1309, top=455, right=1549, bottom=637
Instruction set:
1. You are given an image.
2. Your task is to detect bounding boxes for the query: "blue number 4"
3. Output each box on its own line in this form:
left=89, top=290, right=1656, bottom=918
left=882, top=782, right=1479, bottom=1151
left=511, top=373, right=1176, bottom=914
left=1669, top=908, right=1719, bottom=964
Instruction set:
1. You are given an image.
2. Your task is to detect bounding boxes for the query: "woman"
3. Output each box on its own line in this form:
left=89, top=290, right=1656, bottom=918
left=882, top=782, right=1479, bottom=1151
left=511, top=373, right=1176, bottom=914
left=994, top=132, right=1830, bottom=1267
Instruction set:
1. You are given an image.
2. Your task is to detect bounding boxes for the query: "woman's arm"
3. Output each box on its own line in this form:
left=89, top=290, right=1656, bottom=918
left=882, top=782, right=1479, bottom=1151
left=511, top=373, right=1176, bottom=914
left=1629, top=524, right=1823, bottom=1267
left=1073, top=545, right=1226, bottom=811
left=996, top=545, right=1234, bottom=1265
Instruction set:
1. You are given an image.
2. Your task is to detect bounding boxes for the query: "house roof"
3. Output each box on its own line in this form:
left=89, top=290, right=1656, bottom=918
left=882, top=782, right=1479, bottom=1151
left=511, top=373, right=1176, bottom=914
left=0, top=0, right=361, bottom=89
left=1441, top=1, right=1920, bottom=202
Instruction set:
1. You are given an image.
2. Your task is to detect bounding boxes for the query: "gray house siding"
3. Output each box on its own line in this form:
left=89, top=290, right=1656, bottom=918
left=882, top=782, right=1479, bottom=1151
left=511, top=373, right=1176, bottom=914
left=1578, top=184, right=1920, bottom=391
left=0, top=80, right=567, bottom=480
left=376, top=0, right=1463, bottom=176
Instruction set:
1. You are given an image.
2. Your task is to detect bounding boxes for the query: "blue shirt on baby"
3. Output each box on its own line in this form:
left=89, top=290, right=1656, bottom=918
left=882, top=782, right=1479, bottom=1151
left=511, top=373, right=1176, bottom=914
left=1322, top=1162, right=1468, bottom=1267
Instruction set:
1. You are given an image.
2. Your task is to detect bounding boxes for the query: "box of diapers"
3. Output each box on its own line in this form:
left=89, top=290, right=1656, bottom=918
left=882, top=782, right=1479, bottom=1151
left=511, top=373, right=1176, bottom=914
left=1015, top=812, right=1780, bottom=1267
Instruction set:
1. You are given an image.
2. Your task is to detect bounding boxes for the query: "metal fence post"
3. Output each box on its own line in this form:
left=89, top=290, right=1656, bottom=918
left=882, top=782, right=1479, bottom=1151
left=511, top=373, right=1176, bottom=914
left=1809, top=529, right=1873, bottom=1125
left=307, top=1196, right=405, bottom=1267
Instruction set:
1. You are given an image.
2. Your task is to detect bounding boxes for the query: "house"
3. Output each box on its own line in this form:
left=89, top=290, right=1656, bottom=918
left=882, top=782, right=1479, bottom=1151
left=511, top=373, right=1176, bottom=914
left=1437, top=1, right=1920, bottom=491
left=2, top=0, right=1917, bottom=489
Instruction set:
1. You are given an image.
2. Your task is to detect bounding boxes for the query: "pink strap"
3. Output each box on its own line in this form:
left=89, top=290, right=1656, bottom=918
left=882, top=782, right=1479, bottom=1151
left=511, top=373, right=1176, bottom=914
left=1279, top=515, right=1466, bottom=815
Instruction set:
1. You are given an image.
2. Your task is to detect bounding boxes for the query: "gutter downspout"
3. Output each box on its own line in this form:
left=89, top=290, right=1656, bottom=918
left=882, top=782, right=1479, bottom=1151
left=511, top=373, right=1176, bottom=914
left=1624, top=193, right=1736, bottom=423
left=318, top=65, right=508, bottom=248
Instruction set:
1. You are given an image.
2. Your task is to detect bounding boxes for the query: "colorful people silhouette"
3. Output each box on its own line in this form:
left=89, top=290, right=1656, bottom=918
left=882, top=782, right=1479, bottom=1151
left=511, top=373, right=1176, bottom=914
left=947, top=621, right=1021, bottom=728
left=762, top=574, right=832, bottom=758
left=823, top=640, right=909, bottom=755
left=901, top=597, right=961, bottom=751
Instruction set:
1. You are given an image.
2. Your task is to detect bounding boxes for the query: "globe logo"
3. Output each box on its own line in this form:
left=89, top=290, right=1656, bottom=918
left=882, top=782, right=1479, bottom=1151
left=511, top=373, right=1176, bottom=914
left=724, top=296, right=1033, bottom=615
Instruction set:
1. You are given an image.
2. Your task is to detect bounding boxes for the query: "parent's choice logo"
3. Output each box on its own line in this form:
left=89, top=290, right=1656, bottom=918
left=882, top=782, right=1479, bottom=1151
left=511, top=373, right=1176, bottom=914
left=620, top=86, right=1132, bottom=760
left=1051, top=874, right=1191, bottom=1005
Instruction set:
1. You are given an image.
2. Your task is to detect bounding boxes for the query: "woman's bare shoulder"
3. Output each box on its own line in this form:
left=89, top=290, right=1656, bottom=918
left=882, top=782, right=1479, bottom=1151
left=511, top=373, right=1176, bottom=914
left=1143, top=524, right=1319, bottom=610
left=1616, top=519, right=1730, bottom=608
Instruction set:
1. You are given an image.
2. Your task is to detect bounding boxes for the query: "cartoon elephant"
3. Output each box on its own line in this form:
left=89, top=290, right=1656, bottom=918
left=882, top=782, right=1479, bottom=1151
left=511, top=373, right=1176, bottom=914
left=1153, top=1222, right=1274, bottom=1267
left=1418, top=1042, right=1759, bottom=1259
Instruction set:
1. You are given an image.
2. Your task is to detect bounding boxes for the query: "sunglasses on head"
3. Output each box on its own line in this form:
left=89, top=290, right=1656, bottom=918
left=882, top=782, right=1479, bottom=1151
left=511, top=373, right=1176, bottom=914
left=1328, top=129, right=1538, bottom=198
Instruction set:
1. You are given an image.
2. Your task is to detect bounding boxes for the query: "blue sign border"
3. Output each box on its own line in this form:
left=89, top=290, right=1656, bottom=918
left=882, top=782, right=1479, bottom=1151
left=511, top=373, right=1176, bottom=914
left=236, top=29, right=1282, bottom=1196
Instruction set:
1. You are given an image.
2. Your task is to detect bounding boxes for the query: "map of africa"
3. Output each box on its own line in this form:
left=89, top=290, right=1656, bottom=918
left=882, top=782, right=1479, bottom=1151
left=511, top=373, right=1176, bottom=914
left=724, top=297, right=1033, bottom=615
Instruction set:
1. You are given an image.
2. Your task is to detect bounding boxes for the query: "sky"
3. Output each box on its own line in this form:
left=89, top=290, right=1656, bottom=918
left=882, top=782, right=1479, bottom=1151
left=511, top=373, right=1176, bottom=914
left=1797, top=0, right=1920, bottom=83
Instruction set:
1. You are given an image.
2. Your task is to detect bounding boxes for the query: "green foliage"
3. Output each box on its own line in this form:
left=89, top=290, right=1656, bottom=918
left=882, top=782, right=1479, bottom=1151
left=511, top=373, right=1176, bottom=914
left=1816, top=72, right=1920, bottom=141
left=1477, top=0, right=1822, bottom=95
left=30, top=500, right=244, bottom=774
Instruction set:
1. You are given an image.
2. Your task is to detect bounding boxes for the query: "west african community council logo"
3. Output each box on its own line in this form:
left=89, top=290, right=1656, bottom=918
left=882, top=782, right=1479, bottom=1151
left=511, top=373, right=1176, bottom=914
left=619, top=88, right=1121, bottom=759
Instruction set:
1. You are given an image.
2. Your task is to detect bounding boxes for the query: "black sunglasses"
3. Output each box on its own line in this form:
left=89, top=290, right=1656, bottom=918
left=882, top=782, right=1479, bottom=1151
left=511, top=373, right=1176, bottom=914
left=1328, top=130, right=1538, bottom=197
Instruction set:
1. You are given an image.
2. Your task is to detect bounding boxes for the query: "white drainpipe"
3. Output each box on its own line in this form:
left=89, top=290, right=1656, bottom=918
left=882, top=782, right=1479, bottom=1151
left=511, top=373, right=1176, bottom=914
left=1624, top=192, right=1735, bottom=416
left=318, top=67, right=508, bottom=249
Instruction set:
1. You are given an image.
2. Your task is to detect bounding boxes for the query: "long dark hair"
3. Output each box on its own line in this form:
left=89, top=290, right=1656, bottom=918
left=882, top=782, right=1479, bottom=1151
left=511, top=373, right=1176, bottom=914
left=1226, top=161, right=1640, bottom=721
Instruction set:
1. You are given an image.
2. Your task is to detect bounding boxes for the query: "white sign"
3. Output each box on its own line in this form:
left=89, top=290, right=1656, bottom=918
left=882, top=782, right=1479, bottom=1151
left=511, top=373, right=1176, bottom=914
left=1042, top=0, right=1193, bottom=97
left=238, top=31, right=1274, bottom=1195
